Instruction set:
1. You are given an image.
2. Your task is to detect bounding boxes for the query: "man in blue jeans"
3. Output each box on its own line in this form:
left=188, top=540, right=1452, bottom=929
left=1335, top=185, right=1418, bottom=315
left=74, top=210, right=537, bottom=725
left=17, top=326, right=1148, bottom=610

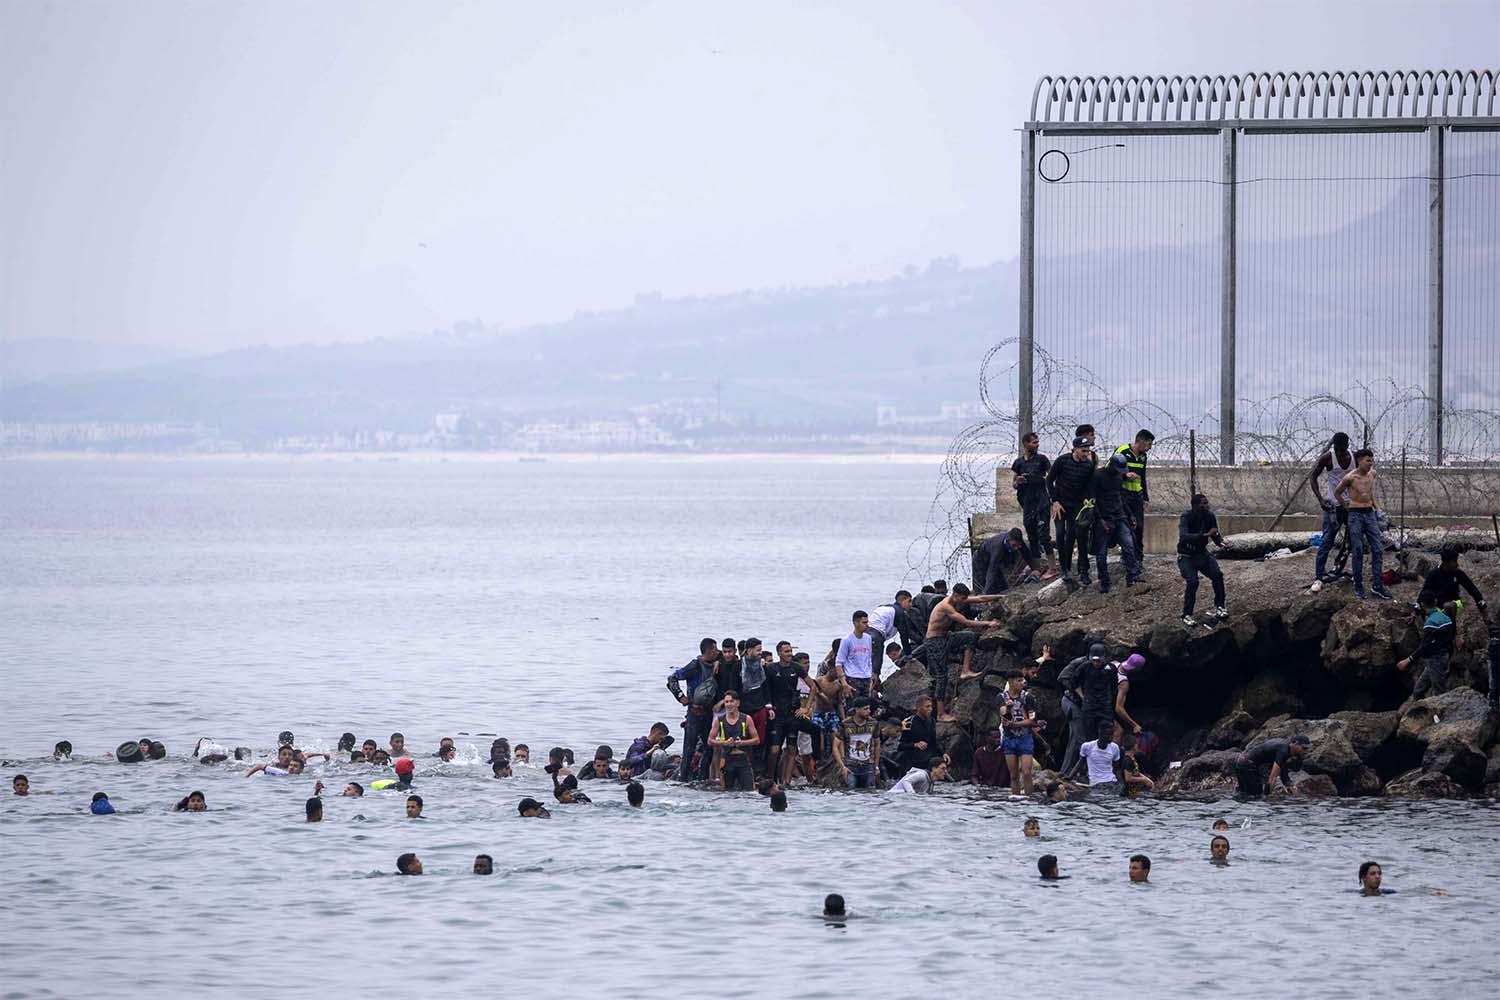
left=1090, top=452, right=1142, bottom=593
left=999, top=671, right=1039, bottom=795
left=666, top=638, right=722, bottom=781
left=1334, top=448, right=1394, bottom=600
left=1308, top=431, right=1355, bottom=583
left=834, top=697, right=880, bottom=789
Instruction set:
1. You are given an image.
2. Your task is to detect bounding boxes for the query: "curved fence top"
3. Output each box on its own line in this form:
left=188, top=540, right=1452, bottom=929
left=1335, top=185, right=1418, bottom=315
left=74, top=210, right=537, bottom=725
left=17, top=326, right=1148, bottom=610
left=1030, top=70, right=1500, bottom=123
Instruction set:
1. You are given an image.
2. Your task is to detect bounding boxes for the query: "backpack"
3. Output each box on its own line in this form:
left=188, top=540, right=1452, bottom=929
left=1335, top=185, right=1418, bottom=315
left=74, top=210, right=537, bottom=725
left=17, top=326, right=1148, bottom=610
left=690, top=672, right=719, bottom=710
left=1076, top=500, right=1096, bottom=531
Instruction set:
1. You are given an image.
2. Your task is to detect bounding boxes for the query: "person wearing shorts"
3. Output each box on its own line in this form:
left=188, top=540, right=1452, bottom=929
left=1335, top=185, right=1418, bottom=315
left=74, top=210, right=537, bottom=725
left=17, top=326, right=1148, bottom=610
left=999, top=672, right=1039, bottom=795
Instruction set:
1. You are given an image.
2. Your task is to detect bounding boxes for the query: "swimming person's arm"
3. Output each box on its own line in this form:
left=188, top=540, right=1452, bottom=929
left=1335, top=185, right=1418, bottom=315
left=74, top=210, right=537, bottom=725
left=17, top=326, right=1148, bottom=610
left=243, top=763, right=267, bottom=777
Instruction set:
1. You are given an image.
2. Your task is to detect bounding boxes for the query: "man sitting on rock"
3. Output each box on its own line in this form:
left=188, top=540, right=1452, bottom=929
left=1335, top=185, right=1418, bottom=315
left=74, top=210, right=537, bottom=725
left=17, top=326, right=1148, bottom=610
left=1234, top=734, right=1311, bottom=797
left=1177, top=493, right=1231, bottom=627
left=1397, top=590, right=1455, bottom=700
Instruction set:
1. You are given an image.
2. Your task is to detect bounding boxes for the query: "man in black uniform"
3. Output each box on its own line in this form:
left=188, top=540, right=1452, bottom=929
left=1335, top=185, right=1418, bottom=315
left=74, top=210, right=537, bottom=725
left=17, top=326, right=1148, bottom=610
left=1112, top=430, right=1153, bottom=569
left=1422, top=546, right=1487, bottom=618
left=1090, top=452, right=1142, bottom=593
left=1047, top=436, right=1096, bottom=586
left=1235, top=734, right=1310, bottom=797
left=972, top=527, right=1041, bottom=595
left=1178, top=493, right=1231, bottom=626
left=1011, top=431, right=1058, bottom=579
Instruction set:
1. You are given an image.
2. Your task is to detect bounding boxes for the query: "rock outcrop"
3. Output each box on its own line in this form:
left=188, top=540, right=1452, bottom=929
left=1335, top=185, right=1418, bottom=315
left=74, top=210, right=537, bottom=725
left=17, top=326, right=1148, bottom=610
left=921, top=545, right=1499, bottom=800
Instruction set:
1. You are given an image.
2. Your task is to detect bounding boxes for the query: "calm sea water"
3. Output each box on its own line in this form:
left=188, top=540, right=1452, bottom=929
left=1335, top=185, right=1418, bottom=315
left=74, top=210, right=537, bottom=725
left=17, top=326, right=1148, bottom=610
left=2, top=457, right=1498, bottom=999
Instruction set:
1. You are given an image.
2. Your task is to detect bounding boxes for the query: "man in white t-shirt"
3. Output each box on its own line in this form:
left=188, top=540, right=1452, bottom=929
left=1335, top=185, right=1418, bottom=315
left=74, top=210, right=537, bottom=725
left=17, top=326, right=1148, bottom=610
left=836, top=610, right=877, bottom=701
left=889, top=756, right=949, bottom=794
left=1071, top=720, right=1121, bottom=796
left=866, top=602, right=901, bottom=679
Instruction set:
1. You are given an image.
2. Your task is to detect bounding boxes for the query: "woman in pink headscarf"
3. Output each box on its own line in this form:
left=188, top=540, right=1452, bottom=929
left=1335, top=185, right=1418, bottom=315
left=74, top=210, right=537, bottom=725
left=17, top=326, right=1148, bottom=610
left=1113, top=653, right=1147, bottom=741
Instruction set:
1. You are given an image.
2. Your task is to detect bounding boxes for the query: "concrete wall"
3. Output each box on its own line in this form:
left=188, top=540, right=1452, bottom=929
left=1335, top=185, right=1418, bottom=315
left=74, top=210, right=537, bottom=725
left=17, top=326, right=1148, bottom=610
left=994, top=463, right=1500, bottom=518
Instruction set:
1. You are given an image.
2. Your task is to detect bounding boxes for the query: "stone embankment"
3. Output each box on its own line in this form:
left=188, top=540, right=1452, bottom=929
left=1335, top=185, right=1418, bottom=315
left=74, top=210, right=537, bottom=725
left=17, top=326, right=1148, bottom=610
left=878, top=546, right=1499, bottom=799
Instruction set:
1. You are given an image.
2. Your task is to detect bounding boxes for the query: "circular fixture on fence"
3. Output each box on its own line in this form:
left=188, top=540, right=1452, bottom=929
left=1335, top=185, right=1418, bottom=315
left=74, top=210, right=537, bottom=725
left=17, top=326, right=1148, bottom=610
left=1038, top=149, right=1070, bottom=182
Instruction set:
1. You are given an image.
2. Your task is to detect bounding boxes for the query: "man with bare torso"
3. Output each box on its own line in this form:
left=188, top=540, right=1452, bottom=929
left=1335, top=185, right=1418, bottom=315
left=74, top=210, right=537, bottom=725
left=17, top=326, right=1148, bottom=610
left=921, top=583, right=1001, bottom=722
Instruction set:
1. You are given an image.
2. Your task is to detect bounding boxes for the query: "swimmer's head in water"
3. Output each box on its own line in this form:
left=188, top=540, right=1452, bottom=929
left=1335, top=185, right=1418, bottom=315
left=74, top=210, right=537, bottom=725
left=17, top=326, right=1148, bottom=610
left=396, top=853, right=422, bottom=876
left=348, top=751, right=365, bottom=763
left=1044, top=781, right=1067, bottom=802
left=1129, top=855, right=1151, bottom=882
left=438, top=737, right=455, bottom=753
left=147, top=741, right=165, bottom=760
left=1038, top=854, right=1059, bottom=879
left=276, top=746, right=294, bottom=767
left=13, top=774, right=29, bottom=795
left=1359, top=861, right=1382, bottom=892
left=344, top=782, right=363, bottom=797
left=929, top=758, right=950, bottom=783
left=372, top=750, right=391, bottom=766
left=1212, top=818, right=1230, bottom=831
left=306, top=797, right=322, bottom=822
left=278, top=731, right=294, bottom=748
left=138, top=739, right=153, bottom=757
left=186, top=791, right=206, bottom=811
left=517, top=797, right=548, bottom=818
left=1211, top=836, right=1230, bottom=861
left=53, top=741, right=72, bottom=760
left=438, top=747, right=456, bottom=762
left=473, top=854, right=493, bottom=875
left=90, top=792, right=114, bottom=815
left=394, top=757, right=415, bottom=779
left=822, top=893, right=845, bottom=917
left=405, top=795, right=423, bottom=818
left=389, top=733, right=406, bottom=755
left=513, top=744, right=529, bottom=763
left=1023, top=818, right=1040, bottom=837
left=362, top=740, right=378, bottom=757
left=287, top=760, right=305, bottom=775
left=626, top=781, right=645, bottom=807
left=769, top=790, right=787, bottom=812
left=492, top=761, right=512, bottom=778
left=338, top=733, right=356, bottom=752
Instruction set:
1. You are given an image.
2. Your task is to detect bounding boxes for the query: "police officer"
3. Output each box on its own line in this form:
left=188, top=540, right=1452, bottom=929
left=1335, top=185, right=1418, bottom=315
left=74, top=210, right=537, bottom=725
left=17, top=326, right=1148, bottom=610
left=1113, top=430, right=1154, bottom=568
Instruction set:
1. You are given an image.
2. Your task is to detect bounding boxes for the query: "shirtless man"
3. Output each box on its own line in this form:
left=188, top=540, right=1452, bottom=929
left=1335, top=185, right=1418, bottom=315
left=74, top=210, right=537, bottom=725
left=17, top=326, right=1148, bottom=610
left=922, top=583, right=1003, bottom=722
left=806, top=655, right=850, bottom=764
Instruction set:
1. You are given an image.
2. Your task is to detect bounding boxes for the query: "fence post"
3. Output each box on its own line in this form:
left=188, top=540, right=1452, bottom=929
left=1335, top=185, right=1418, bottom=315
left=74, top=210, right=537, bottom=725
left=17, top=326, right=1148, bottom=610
left=1427, top=125, right=1444, bottom=466
left=1018, top=128, right=1037, bottom=436
left=1219, top=127, right=1237, bottom=467
left=1399, top=447, right=1408, bottom=551
left=1189, top=429, right=1198, bottom=497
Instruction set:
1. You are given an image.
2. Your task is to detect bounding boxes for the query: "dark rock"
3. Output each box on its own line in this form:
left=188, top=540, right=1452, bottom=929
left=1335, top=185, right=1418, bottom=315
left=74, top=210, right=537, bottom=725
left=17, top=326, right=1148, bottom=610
left=1283, top=590, right=1350, bottom=643
left=1321, top=605, right=1417, bottom=687
left=1422, top=734, right=1488, bottom=790
left=937, top=722, right=973, bottom=776
left=1225, top=671, right=1306, bottom=722
left=1397, top=687, right=1497, bottom=749
left=1207, top=711, right=1257, bottom=750
left=1288, top=771, right=1338, bottom=797
left=1488, top=745, right=1500, bottom=787
left=1342, top=766, right=1384, bottom=797
left=1326, top=710, right=1399, bottom=761
left=880, top=662, right=930, bottom=715
left=1246, top=717, right=1368, bottom=779
left=1157, top=750, right=1240, bottom=799
left=1384, top=769, right=1468, bottom=799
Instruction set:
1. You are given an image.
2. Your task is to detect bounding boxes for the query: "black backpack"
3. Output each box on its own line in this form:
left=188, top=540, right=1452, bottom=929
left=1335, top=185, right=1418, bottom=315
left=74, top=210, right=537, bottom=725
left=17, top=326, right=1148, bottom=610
left=689, top=673, right=719, bottom=710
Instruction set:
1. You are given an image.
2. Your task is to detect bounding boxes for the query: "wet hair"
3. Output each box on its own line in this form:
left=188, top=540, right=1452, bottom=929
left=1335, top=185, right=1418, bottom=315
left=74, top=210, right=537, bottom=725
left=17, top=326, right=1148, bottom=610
left=362, top=739, right=378, bottom=751
left=338, top=733, right=356, bottom=751
left=776, top=640, right=792, bottom=652
left=769, top=790, right=788, bottom=812
left=1021, top=430, right=1039, bottom=444
left=517, top=797, right=543, bottom=815
left=700, top=637, right=717, bottom=654
left=1354, top=448, right=1374, bottom=462
left=305, top=797, right=322, bottom=820
left=1024, top=817, right=1039, bottom=827
left=823, top=893, right=845, bottom=916
left=626, top=781, right=645, bottom=807
left=396, top=853, right=419, bottom=875
left=439, top=737, right=454, bottom=747
left=722, top=689, right=740, bottom=702
left=174, top=795, right=192, bottom=811
left=793, top=651, right=811, bottom=663
left=743, top=637, right=762, bottom=652
left=895, top=590, right=912, bottom=603
left=346, top=782, right=364, bottom=796
left=474, top=854, right=494, bottom=874
left=1130, top=854, right=1151, bottom=872
left=756, top=778, right=775, bottom=796
left=951, top=583, right=971, bottom=597
left=148, top=742, right=166, bottom=760
left=277, top=731, right=294, bottom=747
left=1212, top=818, right=1229, bottom=829
left=492, top=760, right=510, bottom=776
left=920, top=585, right=935, bottom=594
left=372, top=750, right=391, bottom=765
left=649, top=721, right=670, bottom=736
left=1359, top=861, right=1380, bottom=881
left=1135, top=429, right=1155, bottom=442
left=1211, top=835, right=1230, bottom=850
left=349, top=751, right=366, bottom=763
left=1038, top=854, right=1058, bottom=876
left=1007, top=527, right=1024, bottom=543
left=389, top=732, right=404, bottom=743
left=933, top=580, right=947, bottom=591
left=406, top=794, right=423, bottom=811
left=1331, top=431, right=1350, bottom=449
left=722, top=637, right=736, bottom=650
left=92, top=792, right=109, bottom=804
left=54, top=741, right=72, bottom=757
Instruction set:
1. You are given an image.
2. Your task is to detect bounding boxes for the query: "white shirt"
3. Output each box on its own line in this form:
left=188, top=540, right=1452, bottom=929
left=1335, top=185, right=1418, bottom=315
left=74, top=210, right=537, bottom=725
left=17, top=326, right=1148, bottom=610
left=836, top=631, right=874, bottom=679
left=868, top=605, right=897, bottom=638
left=1079, top=740, right=1121, bottom=785
left=890, top=767, right=931, bottom=794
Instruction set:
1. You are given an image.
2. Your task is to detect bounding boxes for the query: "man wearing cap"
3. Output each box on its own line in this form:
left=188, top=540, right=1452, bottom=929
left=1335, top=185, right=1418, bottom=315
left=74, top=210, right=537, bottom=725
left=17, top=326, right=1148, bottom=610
left=392, top=757, right=416, bottom=789
left=1047, top=435, right=1097, bottom=586
left=579, top=745, right=618, bottom=780
left=1178, top=493, right=1231, bottom=627
left=1113, top=653, right=1147, bottom=740
left=1059, top=642, right=1119, bottom=762
left=1090, top=450, right=1142, bottom=592
left=517, top=797, right=551, bottom=818
left=1235, top=735, right=1311, bottom=797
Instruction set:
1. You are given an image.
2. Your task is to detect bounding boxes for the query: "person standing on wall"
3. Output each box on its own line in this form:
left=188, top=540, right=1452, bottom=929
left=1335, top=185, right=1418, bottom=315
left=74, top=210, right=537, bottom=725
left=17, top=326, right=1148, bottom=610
left=1308, top=431, right=1355, bottom=587
left=1048, top=436, right=1097, bottom=587
left=1012, top=431, right=1058, bottom=581
left=1113, top=430, right=1153, bottom=569
left=1333, top=449, right=1394, bottom=601
left=1178, top=493, right=1231, bottom=626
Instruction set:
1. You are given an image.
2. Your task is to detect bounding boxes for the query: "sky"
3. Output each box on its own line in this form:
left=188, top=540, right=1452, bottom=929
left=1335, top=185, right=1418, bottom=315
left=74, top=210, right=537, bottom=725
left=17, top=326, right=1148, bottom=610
left=0, top=0, right=1495, bottom=351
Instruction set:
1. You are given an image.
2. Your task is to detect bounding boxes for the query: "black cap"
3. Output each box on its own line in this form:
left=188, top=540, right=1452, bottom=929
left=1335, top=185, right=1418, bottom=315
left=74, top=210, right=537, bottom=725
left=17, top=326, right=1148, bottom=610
left=1072, top=435, right=1090, bottom=449
left=1291, top=734, right=1312, bottom=747
left=517, top=797, right=542, bottom=815
left=1088, top=643, right=1106, bottom=661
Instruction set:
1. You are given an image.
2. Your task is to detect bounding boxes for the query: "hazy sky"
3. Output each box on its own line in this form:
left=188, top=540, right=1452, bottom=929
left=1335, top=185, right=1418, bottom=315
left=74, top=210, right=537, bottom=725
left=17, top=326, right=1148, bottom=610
left=1, top=0, right=1495, bottom=350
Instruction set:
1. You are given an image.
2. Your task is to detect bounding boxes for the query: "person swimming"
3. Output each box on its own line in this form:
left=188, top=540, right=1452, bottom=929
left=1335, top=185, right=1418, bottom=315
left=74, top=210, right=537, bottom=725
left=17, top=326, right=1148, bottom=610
left=769, top=790, right=788, bottom=812
left=626, top=781, right=645, bottom=807
left=306, top=797, right=323, bottom=823
left=338, top=733, right=357, bottom=753
left=90, top=792, right=115, bottom=815
left=473, top=854, right=494, bottom=875
left=1038, top=855, right=1067, bottom=880
left=174, top=791, right=207, bottom=812
left=1211, top=835, right=1231, bottom=863
left=245, top=746, right=296, bottom=777
left=513, top=744, right=530, bottom=764
left=13, top=774, right=29, bottom=796
left=343, top=782, right=364, bottom=797
left=53, top=741, right=72, bottom=761
left=823, top=894, right=845, bottom=918
left=396, top=853, right=423, bottom=876
left=406, top=795, right=424, bottom=818
left=517, top=797, right=550, bottom=818
left=1023, top=818, right=1041, bottom=838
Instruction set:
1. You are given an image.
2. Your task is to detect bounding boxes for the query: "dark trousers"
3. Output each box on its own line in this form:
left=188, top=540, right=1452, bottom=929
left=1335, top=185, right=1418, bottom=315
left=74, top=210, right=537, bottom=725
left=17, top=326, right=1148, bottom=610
left=677, top=711, right=711, bottom=781
left=1413, top=653, right=1450, bottom=699
left=1489, top=637, right=1500, bottom=708
left=1235, top=758, right=1264, bottom=797
left=1021, top=493, right=1054, bottom=559
left=1123, top=492, right=1146, bottom=565
left=1055, top=505, right=1090, bottom=578
left=922, top=629, right=976, bottom=704
left=1314, top=507, right=1344, bottom=579
left=1059, top=694, right=1089, bottom=774
left=721, top=762, right=753, bottom=791
left=1094, top=516, right=1141, bottom=588
left=1178, top=551, right=1225, bottom=615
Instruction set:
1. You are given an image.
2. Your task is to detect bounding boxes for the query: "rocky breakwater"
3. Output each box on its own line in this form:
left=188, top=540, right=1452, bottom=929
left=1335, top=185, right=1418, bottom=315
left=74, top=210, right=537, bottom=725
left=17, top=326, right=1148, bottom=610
left=878, top=547, right=1499, bottom=799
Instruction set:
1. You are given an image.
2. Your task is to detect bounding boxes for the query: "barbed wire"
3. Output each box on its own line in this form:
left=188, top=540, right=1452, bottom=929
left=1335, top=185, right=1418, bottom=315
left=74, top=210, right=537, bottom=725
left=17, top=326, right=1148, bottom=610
left=906, top=339, right=1500, bottom=585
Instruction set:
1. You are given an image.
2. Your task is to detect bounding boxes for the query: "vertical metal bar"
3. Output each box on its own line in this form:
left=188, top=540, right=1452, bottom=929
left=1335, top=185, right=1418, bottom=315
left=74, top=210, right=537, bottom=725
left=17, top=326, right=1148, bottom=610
left=1399, top=447, right=1408, bottom=550
left=1189, top=429, right=1198, bottom=496
left=1018, top=128, right=1037, bottom=436
left=1427, top=124, right=1444, bottom=466
left=1220, top=127, right=1237, bottom=466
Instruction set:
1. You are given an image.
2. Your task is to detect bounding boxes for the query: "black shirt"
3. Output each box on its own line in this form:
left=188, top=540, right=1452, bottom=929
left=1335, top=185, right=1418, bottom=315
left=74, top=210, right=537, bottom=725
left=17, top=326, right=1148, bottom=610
left=1047, top=452, right=1094, bottom=507
left=1090, top=466, right=1127, bottom=520
left=1177, top=509, right=1221, bottom=555
left=1012, top=453, right=1052, bottom=505
left=1243, top=738, right=1297, bottom=785
left=764, top=662, right=803, bottom=717
left=1422, top=566, right=1483, bottom=606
